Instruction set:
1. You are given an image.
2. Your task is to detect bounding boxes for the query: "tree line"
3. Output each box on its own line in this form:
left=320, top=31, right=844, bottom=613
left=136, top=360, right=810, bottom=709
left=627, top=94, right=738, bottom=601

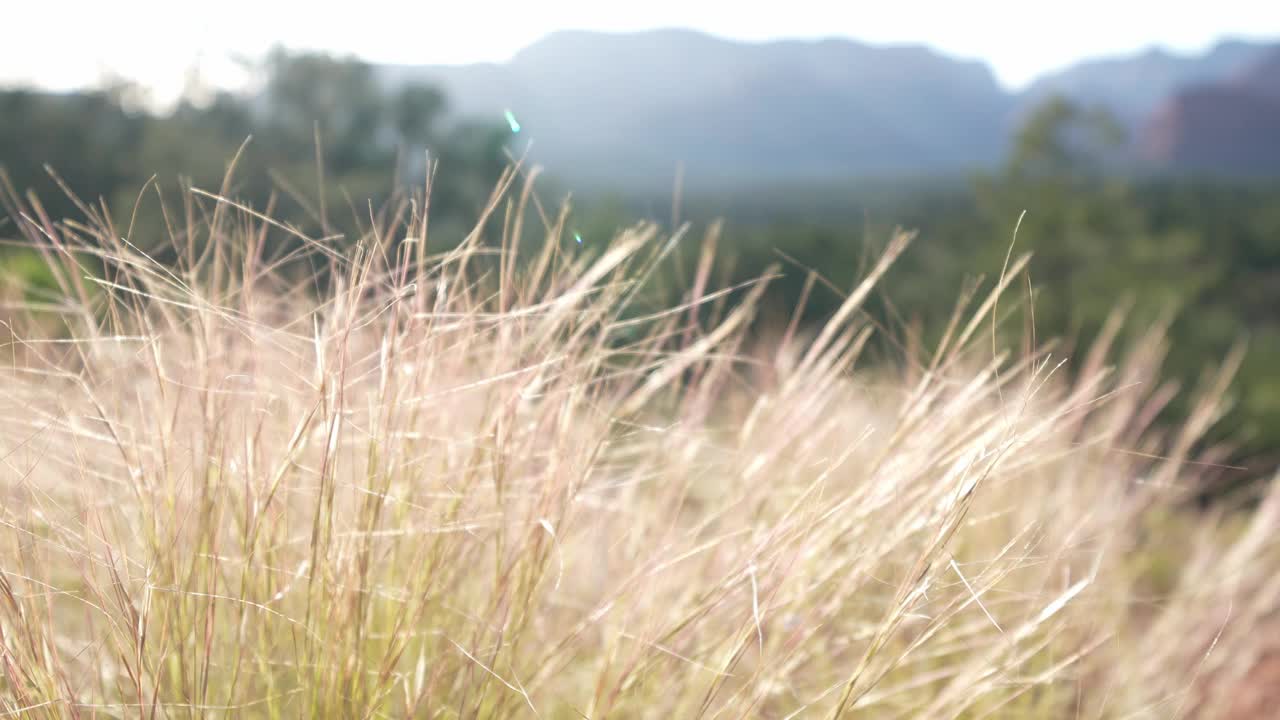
left=0, top=49, right=509, bottom=242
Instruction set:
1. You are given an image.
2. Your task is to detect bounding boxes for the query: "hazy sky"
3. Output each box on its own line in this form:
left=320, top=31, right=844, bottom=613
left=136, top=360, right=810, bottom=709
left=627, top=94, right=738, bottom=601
left=4, top=0, right=1277, bottom=103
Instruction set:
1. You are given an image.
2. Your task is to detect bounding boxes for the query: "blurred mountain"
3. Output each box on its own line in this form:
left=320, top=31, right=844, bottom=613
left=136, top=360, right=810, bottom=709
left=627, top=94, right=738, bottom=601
left=1018, top=40, right=1274, bottom=129
left=1234, top=47, right=1280, bottom=101
left=382, top=30, right=1280, bottom=189
left=1139, top=48, right=1280, bottom=177
left=383, top=29, right=1012, bottom=190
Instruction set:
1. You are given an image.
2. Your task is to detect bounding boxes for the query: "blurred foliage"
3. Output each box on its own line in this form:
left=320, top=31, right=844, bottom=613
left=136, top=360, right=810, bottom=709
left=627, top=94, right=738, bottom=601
left=582, top=97, right=1280, bottom=470
left=0, top=48, right=509, bottom=249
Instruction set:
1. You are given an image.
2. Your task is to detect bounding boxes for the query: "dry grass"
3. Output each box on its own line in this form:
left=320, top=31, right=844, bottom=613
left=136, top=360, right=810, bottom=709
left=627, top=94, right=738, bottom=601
left=0, top=167, right=1277, bottom=719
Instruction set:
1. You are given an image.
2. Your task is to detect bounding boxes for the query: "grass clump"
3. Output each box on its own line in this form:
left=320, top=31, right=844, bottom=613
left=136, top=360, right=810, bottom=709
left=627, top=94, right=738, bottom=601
left=1, top=167, right=1277, bottom=718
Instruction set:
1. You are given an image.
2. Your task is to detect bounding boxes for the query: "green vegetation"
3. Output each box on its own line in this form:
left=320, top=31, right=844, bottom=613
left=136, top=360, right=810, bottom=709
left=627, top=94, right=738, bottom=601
left=620, top=99, right=1280, bottom=468
left=2, top=166, right=1278, bottom=717
left=0, top=49, right=508, bottom=243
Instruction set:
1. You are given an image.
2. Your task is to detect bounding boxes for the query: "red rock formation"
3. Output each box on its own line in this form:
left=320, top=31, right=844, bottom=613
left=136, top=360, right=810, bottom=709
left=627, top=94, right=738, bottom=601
left=1139, top=49, right=1280, bottom=177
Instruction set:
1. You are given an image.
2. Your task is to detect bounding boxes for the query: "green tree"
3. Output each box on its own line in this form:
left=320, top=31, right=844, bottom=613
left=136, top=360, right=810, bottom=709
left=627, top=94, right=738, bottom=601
left=2, top=48, right=509, bottom=253
left=975, top=97, right=1213, bottom=340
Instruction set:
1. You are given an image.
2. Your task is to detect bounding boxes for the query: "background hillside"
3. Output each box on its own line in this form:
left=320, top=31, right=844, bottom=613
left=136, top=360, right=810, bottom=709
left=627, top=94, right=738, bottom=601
left=1019, top=40, right=1271, bottom=129
left=1140, top=47, right=1280, bottom=176
left=383, top=30, right=1280, bottom=190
